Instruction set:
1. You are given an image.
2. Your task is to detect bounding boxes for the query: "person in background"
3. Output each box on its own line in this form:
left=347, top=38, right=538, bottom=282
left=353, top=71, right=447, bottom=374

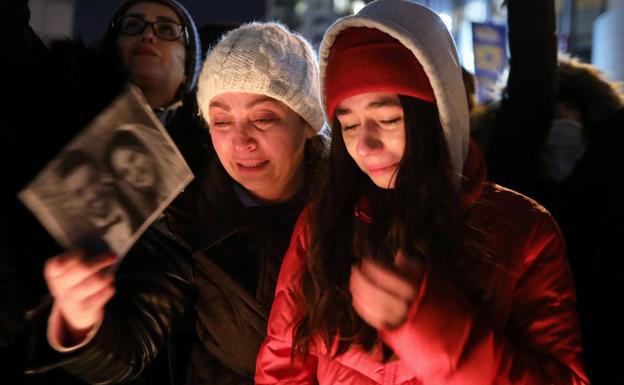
left=465, top=0, right=622, bottom=381
left=469, top=0, right=558, bottom=198
left=39, top=22, right=327, bottom=385
left=255, top=1, right=587, bottom=384
left=547, top=55, right=624, bottom=385
left=1, top=0, right=203, bottom=383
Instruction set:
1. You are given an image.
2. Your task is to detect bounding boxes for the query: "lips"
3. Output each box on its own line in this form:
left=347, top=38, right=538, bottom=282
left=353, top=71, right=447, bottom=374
left=132, top=45, right=158, bottom=56
left=236, top=160, right=269, bottom=172
left=366, top=162, right=398, bottom=175
left=89, top=197, right=109, bottom=214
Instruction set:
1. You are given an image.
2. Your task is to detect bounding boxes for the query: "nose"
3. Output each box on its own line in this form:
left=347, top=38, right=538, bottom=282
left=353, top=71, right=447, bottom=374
left=233, top=123, right=258, bottom=152
left=126, top=167, right=139, bottom=183
left=83, top=186, right=102, bottom=206
left=356, top=121, right=383, bottom=157
left=140, top=23, right=156, bottom=42
left=83, top=185, right=97, bottom=200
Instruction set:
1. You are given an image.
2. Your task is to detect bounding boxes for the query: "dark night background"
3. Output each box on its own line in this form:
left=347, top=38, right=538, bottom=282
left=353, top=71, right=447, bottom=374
left=73, top=0, right=266, bottom=44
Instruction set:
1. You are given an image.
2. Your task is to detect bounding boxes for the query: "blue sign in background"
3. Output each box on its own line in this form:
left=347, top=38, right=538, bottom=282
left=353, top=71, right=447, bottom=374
left=472, top=22, right=508, bottom=103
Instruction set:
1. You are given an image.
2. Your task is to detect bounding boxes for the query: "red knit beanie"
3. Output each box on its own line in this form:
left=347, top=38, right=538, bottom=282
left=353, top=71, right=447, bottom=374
left=325, top=27, right=435, bottom=120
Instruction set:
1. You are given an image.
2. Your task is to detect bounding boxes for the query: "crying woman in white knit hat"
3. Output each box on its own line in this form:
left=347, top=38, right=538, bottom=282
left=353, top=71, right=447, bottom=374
left=35, top=22, right=327, bottom=385
left=174, top=21, right=327, bottom=383
left=197, top=21, right=327, bottom=204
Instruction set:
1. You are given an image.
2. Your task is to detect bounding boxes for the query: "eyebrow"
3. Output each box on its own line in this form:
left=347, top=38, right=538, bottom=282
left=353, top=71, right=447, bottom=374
left=208, top=97, right=280, bottom=112
left=125, top=13, right=180, bottom=24
left=209, top=100, right=230, bottom=111
left=246, top=96, right=280, bottom=109
left=335, top=97, right=402, bottom=116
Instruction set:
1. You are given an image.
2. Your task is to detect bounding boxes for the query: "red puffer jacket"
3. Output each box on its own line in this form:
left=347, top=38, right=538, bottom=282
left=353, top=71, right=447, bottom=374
left=255, top=143, right=588, bottom=385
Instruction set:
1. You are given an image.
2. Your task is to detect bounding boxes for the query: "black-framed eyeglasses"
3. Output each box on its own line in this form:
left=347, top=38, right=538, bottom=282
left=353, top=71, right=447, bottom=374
left=116, top=15, right=186, bottom=42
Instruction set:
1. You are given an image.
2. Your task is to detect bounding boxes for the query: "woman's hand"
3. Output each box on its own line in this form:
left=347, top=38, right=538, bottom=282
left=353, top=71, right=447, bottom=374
left=349, top=252, right=423, bottom=329
left=44, top=250, right=117, bottom=343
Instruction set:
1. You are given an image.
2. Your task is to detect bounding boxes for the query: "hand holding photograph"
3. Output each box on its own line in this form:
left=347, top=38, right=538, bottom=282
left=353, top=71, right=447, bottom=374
left=18, top=86, right=194, bottom=258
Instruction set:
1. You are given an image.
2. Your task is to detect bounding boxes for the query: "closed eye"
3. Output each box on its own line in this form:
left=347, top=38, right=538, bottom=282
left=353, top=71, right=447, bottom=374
left=212, top=120, right=232, bottom=129
left=380, top=118, right=402, bottom=125
left=342, top=123, right=359, bottom=131
left=252, top=117, right=276, bottom=129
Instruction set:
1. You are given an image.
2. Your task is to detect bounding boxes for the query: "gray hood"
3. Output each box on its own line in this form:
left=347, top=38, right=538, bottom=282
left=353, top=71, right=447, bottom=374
left=319, top=0, right=469, bottom=186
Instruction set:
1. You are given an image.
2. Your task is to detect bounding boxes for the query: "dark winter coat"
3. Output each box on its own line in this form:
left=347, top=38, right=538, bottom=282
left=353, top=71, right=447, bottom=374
left=0, top=0, right=205, bottom=383
left=25, top=141, right=324, bottom=385
left=1, top=1, right=126, bottom=382
left=556, top=107, right=624, bottom=385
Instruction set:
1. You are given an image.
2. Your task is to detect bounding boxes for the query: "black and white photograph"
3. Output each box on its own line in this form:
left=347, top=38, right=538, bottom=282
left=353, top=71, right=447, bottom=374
left=18, top=86, right=193, bottom=257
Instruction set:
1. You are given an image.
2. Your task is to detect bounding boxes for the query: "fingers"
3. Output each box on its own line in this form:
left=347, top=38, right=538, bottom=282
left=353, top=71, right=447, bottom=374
left=43, top=249, right=86, bottom=279
left=43, top=249, right=118, bottom=332
left=394, top=250, right=425, bottom=278
left=349, top=256, right=423, bottom=330
left=75, top=284, right=116, bottom=316
left=360, top=259, right=417, bottom=302
left=351, top=294, right=384, bottom=329
left=56, top=271, right=115, bottom=304
left=350, top=265, right=411, bottom=329
left=45, top=252, right=117, bottom=296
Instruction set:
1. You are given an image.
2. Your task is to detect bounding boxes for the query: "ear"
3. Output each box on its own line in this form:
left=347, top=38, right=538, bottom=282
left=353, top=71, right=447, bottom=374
left=301, top=118, right=315, bottom=139
left=305, top=124, right=316, bottom=139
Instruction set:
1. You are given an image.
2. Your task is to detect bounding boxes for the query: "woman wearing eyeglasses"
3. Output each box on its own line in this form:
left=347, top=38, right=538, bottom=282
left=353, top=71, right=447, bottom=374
left=1, top=0, right=211, bottom=384
left=105, top=0, right=199, bottom=110
left=99, top=0, right=208, bottom=177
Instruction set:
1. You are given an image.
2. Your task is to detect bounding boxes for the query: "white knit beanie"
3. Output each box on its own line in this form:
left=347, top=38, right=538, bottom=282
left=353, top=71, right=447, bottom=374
left=197, top=22, right=325, bottom=133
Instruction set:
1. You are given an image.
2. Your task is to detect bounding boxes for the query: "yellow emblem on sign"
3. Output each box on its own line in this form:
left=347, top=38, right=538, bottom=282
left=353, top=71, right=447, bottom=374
left=475, top=45, right=504, bottom=72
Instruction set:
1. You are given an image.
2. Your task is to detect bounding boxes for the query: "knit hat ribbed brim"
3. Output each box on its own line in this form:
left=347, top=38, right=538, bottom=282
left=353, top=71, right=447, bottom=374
left=324, top=27, right=435, bottom=121
left=196, top=22, right=325, bottom=133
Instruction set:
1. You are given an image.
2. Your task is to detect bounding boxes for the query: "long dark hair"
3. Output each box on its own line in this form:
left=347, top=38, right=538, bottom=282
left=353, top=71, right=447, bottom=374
left=292, top=95, right=461, bottom=358
left=105, top=130, right=161, bottom=212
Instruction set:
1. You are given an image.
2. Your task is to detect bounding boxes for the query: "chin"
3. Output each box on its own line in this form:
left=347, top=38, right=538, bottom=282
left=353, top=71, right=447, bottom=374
left=370, top=176, right=395, bottom=190
left=129, top=71, right=164, bottom=88
left=239, top=180, right=270, bottom=194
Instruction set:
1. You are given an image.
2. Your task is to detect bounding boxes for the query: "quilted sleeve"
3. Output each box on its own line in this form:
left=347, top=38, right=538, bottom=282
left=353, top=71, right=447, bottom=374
left=382, top=214, right=588, bottom=385
left=255, top=209, right=318, bottom=385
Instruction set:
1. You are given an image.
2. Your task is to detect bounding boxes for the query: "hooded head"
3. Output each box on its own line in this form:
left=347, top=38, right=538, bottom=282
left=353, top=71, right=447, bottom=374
left=196, top=21, right=325, bottom=134
left=557, top=54, right=624, bottom=135
left=102, top=0, right=201, bottom=99
left=319, top=0, right=469, bottom=187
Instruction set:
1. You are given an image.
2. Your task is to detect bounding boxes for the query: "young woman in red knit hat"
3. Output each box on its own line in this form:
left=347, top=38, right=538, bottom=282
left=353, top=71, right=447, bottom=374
left=254, top=1, right=588, bottom=384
